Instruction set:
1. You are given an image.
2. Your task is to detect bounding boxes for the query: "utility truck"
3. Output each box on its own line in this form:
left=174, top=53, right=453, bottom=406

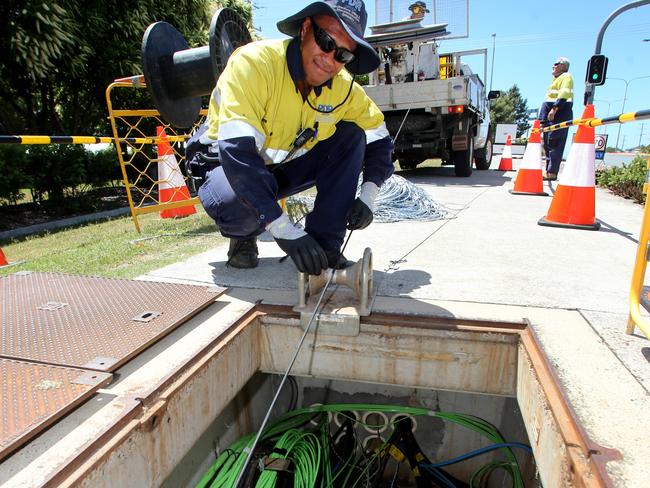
left=362, top=16, right=498, bottom=176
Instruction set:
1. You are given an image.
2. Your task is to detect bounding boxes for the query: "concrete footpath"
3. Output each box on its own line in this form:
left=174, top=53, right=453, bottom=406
left=140, top=159, right=650, bottom=394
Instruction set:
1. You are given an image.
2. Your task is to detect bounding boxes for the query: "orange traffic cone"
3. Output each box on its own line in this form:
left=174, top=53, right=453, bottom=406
left=538, top=104, right=600, bottom=230
left=0, top=248, right=25, bottom=268
left=498, top=135, right=513, bottom=171
left=157, top=126, right=196, bottom=219
left=510, top=120, right=548, bottom=196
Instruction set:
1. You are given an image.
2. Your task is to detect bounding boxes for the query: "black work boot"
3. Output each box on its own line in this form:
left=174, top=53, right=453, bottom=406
left=325, top=249, right=352, bottom=270
left=227, top=237, right=258, bottom=268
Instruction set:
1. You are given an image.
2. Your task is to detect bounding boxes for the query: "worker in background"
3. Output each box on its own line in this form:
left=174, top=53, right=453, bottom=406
left=539, top=57, right=573, bottom=181
left=405, top=1, right=430, bottom=20
left=401, top=1, right=430, bottom=81
left=186, top=0, right=394, bottom=275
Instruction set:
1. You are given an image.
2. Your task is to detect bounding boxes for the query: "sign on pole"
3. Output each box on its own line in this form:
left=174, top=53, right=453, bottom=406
left=595, top=134, right=607, bottom=160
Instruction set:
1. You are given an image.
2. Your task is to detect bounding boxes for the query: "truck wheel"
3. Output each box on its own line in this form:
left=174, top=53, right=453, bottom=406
left=398, top=158, right=419, bottom=170
left=453, top=138, right=474, bottom=177
left=474, top=137, right=493, bottom=170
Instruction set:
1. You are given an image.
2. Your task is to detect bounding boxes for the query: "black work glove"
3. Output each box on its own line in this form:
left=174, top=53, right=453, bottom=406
left=275, top=234, right=328, bottom=275
left=346, top=198, right=374, bottom=230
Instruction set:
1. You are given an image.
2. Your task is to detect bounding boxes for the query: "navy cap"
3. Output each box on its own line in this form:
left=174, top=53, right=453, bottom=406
left=277, top=0, right=380, bottom=75
left=409, top=2, right=430, bottom=13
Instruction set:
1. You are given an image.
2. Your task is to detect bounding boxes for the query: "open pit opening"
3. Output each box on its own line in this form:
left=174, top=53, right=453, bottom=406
left=4, top=308, right=605, bottom=488
left=169, top=373, right=538, bottom=487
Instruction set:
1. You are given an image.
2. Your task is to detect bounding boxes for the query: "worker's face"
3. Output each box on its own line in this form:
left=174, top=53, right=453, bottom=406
left=300, top=15, right=357, bottom=87
left=552, top=62, right=567, bottom=77
left=410, top=7, right=426, bottom=18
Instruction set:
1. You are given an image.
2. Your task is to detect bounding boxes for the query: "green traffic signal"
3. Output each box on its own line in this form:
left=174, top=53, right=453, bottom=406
left=586, top=54, right=608, bottom=86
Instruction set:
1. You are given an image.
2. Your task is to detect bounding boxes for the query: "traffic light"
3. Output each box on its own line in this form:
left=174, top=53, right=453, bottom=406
left=585, top=54, right=608, bottom=86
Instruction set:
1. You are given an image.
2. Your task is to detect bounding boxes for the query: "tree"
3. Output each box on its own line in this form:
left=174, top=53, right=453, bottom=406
left=0, top=0, right=253, bottom=137
left=489, top=85, right=530, bottom=138
left=0, top=0, right=253, bottom=208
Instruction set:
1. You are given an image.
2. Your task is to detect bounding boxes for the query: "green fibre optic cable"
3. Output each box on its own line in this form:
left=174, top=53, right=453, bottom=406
left=198, top=403, right=527, bottom=488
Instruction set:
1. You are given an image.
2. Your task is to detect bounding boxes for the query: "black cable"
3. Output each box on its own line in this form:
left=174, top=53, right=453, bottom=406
left=287, top=375, right=298, bottom=411
left=305, top=75, right=356, bottom=114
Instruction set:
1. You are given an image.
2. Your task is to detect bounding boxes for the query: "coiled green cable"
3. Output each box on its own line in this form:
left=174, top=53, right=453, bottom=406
left=197, top=403, right=527, bottom=488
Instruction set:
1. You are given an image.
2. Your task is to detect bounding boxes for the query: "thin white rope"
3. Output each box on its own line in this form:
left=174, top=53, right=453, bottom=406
left=287, top=174, right=447, bottom=223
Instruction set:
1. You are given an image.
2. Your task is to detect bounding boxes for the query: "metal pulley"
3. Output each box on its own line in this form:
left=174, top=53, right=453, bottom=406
left=294, top=248, right=375, bottom=335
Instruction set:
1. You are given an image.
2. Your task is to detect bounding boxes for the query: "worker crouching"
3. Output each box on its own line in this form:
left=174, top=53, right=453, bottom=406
left=186, top=0, right=394, bottom=275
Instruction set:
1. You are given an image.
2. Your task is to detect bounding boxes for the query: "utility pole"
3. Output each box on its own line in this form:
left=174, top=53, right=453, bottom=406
left=609, top=76, right=650, bottom=149
left=639, top=123, right=645, bottom=147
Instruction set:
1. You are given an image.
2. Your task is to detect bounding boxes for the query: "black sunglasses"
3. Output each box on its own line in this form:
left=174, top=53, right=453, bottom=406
left=309, top=17, right=356, bottom=64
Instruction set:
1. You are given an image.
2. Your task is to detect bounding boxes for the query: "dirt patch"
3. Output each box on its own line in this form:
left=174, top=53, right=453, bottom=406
left=0, top=187, right=130, bottom=232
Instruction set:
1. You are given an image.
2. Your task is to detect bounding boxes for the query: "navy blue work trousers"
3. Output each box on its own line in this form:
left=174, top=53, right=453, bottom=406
left=540, top=102, right=573, bottom=174
left=198, top=122, right=365, bottom=253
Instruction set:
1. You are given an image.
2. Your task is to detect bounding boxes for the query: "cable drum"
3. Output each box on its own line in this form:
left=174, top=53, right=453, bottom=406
left=287, top=174, right=447, bottom=224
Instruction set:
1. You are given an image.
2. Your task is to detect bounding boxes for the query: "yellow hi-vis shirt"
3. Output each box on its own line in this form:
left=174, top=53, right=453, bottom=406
left=204, top=39, right=389, bottom=165
left=544, top=72, right=573, bottom=105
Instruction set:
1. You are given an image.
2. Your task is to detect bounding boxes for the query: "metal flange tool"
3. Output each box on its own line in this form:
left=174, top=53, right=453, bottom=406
left=294, top=247, right=374, bottom=335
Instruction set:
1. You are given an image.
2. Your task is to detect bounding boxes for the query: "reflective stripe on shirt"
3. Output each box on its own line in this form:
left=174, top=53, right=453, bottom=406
left=544, top=72, right=574, bottom=103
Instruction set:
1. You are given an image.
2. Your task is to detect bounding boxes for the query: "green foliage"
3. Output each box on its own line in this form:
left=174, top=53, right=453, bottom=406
left=219, top=0, right=254, bottom=31
left=0, top=145, right=30, bottom=205
left=0, top=0, right=255, bottom=210
left=489, top=85, right=531, bottom=138
left=354, top=74, right=370, bottom=86
left=596, top=155, right=647, bottom=204
left=87, top=147, right=122, bottom=188
left=0, top=0, right=216, bottom=135
left=0, top=143, right=122, bottom=209
left=25, top=144, right=89, bottom=205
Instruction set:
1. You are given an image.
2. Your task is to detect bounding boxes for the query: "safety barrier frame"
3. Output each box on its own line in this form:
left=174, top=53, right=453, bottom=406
left=105, top=75, right=206, bottom=232
left=627, top=157, right=650, bottom=339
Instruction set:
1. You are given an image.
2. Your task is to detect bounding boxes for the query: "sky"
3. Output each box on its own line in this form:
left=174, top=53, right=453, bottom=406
left=249, top=0, right=650, bottom=150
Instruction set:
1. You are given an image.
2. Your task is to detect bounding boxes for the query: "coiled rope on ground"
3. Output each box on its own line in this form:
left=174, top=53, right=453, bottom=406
left=287, top=175, right=447, bottom=223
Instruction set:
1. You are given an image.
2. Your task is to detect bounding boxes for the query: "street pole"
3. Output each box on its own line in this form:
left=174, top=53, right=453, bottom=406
left=585, top=0, right=650, bottom=105
left=489, top=33, right=496, bottom=92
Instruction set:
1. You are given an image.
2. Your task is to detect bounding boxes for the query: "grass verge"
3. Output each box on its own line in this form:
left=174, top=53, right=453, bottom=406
left=0, top=208, right=225, bottom=279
